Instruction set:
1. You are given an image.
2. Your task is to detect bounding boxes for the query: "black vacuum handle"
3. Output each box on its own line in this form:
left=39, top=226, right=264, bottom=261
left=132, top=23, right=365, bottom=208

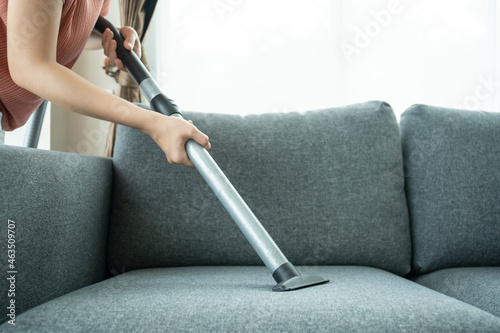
left=93, top=16, right=181, bottom=116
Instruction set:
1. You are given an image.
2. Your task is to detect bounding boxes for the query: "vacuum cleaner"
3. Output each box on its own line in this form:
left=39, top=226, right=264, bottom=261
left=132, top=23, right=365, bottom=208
left=94, top=17, right=329, bottom=291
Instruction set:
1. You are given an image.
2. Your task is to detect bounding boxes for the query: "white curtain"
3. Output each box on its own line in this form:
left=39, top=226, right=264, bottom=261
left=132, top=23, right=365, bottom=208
left=147, top=0, right=499, bottom=118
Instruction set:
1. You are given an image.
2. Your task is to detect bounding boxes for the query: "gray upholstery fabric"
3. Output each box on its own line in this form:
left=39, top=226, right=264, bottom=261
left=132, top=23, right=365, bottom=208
left=0, top=146, right=112, bottom=324
left=400, top=105, right=500, bottom=273
left=0, top=112, right=4, bottom=144
left=413, top=267, right=500, bottom=318
left=108, top=101, right=411, bottom=275
left=3, top=266, right=500, bottom=332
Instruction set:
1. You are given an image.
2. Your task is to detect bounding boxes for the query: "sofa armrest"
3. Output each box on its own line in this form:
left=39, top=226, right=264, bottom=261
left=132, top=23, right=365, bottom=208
left=0, top=146, right=112, bottom=324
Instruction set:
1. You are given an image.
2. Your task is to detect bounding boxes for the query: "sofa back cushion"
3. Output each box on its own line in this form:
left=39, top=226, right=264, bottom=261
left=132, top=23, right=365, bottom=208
left=108, top=101, right=411, bottom=275
left=400, top=105, right=500, bottom=274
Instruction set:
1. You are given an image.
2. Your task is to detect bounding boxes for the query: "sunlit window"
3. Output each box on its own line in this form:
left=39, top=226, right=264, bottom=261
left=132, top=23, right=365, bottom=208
left=148, top=0, right=500, bottom=117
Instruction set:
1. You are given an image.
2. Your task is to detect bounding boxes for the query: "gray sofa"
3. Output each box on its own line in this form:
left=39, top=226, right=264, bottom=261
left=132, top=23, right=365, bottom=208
left=1, top=101, right=499, bottom=332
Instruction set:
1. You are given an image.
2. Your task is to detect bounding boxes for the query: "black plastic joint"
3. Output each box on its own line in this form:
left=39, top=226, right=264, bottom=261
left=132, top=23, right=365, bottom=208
left=272, top=262, right=300, bottom=284
left=150, top=94, right=182, bottom=117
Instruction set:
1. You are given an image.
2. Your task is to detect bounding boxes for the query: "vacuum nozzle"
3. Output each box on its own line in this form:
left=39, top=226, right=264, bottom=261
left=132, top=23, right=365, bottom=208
left=272, top=262, right=329, bottom=292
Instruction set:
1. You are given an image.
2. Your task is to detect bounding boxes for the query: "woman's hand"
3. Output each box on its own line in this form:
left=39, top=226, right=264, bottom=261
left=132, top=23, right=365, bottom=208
left=101, top=26, right=141, bottom=72
left=145, top=113, right=211, bottom=168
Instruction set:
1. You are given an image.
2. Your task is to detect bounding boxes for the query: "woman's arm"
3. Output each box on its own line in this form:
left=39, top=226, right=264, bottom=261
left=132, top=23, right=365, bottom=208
left=7, top=0, right=209, bottom=166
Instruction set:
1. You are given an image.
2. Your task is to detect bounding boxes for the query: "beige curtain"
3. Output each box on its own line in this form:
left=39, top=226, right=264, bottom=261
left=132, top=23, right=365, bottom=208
left=103, top=0, right=157, bottom=157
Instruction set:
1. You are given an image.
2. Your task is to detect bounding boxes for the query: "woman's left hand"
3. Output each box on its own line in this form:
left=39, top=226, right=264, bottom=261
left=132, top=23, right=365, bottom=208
left=101, top=26, right=141, bottom=72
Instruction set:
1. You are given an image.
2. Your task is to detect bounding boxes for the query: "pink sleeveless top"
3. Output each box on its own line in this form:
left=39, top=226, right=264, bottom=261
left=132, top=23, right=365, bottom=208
left=0, top=0, right=111, bottom=131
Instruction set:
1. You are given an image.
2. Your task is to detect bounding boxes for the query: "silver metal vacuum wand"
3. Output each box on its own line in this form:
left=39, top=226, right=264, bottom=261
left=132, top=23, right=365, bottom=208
left=94, top=17, right=329, bottom=291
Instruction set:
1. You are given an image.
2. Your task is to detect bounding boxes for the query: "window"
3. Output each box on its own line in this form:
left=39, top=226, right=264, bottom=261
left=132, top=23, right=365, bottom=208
left=147, top=0, right=499, bottom=118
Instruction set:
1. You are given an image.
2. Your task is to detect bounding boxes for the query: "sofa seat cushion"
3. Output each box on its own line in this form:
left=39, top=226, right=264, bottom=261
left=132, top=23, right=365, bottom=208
left=109, top=101, right=411, bottom=276
left=4, top=266, right=500, bottom=332
left=413, top=267, right=500, bottom=318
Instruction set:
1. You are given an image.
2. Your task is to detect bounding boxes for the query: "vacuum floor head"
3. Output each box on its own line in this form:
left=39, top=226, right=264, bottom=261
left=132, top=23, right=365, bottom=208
left=272, top=262, right=329, bottom=291
left=273, top=275, right=330, bottom=292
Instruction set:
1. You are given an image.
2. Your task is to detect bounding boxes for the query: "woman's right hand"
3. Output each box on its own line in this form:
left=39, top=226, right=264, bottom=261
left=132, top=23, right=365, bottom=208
left=145, top=113, right=211, bottom=168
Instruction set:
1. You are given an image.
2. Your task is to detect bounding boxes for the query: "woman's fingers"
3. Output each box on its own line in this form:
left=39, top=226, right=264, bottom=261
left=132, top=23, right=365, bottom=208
left=120, top=26, right=141, bottom=59
left=101, top=27, right=141, bottom=72
left=172, top=121, right=211, bottom=167
left=102, top=28, right=114, bottom=59
left=147, top=115, right=211, bottom=168
left=189, top=125, right=211, bottom=151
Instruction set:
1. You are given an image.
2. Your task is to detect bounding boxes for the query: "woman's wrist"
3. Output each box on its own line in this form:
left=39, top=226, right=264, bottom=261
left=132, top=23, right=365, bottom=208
left=125, top=105, right=211, bottom=167
left=133, top=106, right=162, bottom=137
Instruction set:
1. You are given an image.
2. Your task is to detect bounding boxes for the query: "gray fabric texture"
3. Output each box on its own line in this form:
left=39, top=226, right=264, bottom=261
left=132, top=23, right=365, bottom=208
left=413, top=267, right=500, bottom=318
left=0, top=112, right=4, bottom=144
left=400, top=105, right=500, bottom=273
left=108, top=101, right=411, bottom=276
left=0, top=146, right=112, bottom=324
left=3, top=266, right=500, bottom=332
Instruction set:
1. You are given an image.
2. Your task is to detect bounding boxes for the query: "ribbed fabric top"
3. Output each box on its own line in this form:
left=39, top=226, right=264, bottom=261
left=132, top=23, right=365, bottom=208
left=0, top=0, right=111, bottom=131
